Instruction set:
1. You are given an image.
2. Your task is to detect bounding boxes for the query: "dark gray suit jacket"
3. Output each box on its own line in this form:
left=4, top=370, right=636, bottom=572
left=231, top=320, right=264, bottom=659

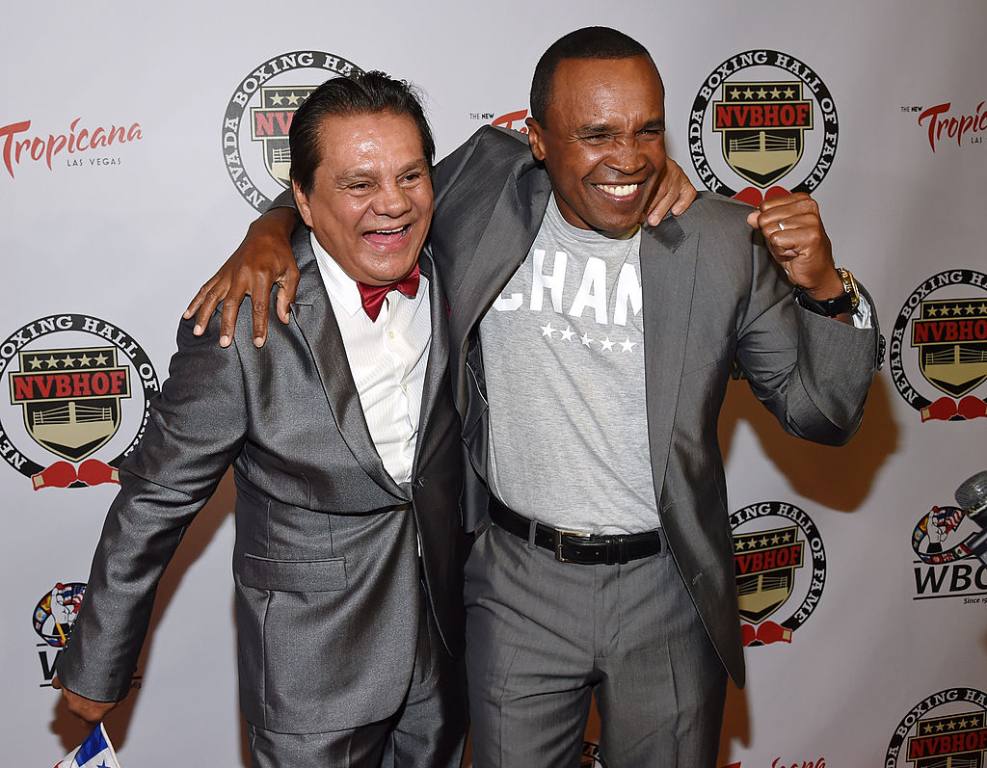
left=57, top=229, right=464, bottom=733
left=428, top=126, right=881, bottom=688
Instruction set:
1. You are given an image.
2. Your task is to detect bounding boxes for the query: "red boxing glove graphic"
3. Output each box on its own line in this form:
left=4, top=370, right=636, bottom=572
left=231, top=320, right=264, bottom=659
left=741, top=623, right=757, bottom=647
left=756, top=621, right=792, bottom=645
left=763, top=185, right=791, bottom=202
left=733, top=187, right=763, bottom=207
left=32, top=461, right=77, bottom=490
left=77, top=459, right=119, bottom=487
left=957, top=396, right=987, bottom=420
left=921, top=397, right=958, bottom=422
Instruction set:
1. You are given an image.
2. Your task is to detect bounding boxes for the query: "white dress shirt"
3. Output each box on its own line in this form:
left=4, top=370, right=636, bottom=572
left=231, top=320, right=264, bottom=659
left=310, top=232, right=432, bottom=485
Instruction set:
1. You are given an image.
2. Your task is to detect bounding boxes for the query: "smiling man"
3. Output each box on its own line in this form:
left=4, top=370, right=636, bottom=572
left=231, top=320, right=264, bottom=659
left=53, top=72, right=466, bottom=768
left=185, top=27, right=881, bottom=768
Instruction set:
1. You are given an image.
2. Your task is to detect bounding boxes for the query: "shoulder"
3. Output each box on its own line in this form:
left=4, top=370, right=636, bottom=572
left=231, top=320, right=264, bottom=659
left=673, top=191, right=754, bottom=238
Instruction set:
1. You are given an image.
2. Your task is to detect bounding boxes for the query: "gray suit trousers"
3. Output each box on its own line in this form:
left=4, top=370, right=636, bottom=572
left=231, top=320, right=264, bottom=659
left=248, top=591, right=465, bottom=768
left=464, top=523, right=726, bottom=768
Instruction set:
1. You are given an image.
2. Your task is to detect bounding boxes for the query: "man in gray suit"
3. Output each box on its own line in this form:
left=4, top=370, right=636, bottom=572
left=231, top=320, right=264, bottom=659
left=187, top=28, right=881, bottom=768
left=54, top=72, right=466, bottom=768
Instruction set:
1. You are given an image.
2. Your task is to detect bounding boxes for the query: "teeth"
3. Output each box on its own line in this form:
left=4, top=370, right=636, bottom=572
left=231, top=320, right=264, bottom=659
left=598, top=184, right=639, bottom=198
left=373, top=226, right=406, bottom=234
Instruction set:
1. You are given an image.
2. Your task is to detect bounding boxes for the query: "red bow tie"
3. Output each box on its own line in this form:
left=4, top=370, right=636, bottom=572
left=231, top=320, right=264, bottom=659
left=357, top=265, right=421, bottom=322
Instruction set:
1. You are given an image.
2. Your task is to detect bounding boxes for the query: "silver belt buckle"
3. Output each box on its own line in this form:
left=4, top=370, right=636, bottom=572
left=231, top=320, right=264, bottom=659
left=554, top=527, right=591, bottom=563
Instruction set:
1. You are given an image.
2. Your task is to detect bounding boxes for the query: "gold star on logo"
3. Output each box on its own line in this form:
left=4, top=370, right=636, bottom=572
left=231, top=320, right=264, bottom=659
left=729, top=88, right=741, bottom=100
left=29, top=356, right=42, bottom=370
left=758, top=536, right=770, bottom=547
left=945, top=719, right=957, bottom=731
left=770, top=87, right=781, bottom=99
left=756, top=88, right=768, bottom=99
left=927, top=305, right=939, bottom=317
left=784, top=87, right=796, bottom=98
left=271, top=93, right=284, bottom=106
left=770, top=534, right=781, bottom=545
left=94, top=352, right=109, bottom=366
left=781, top=532, right=792, bottom=543
left=957, top=718, right=969, bottom=729
left=45, top=355, right=59, bottom=369
left=62, top=355, right=76, bottom=367
left=743, top=88, right=755, bottom=99
left=979, top=303, right=987, bottom=314
left=78, top=353, right=92, bottom=367
left=286, top=92, right=301, bottom=106
left=965, top=303, right=976, bottom=315
left=935, top=721, right=945, bottom=732
left=922, top=723, right=933, bottom=735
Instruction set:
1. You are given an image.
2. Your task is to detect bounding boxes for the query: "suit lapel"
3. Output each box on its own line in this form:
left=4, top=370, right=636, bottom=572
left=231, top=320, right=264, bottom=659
left=640, top=216, right=699, bottom=502
left=414, top=247, right=449, bottom=467
left=450, top=165, right=552, bottom=407
left=289, top=228, right=406, bottom=498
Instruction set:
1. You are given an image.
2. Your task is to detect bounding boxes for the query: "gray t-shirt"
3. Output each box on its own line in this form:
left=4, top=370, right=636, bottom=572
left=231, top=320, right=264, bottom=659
left=479, top=195, right=659, bottom=534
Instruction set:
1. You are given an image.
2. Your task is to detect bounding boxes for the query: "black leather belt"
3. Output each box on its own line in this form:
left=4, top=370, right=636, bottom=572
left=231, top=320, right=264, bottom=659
left=489, top=498, right=663, bottom=565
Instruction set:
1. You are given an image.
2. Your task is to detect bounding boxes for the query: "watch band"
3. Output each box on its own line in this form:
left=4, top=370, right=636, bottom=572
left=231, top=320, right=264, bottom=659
left=794, top=267, right=860, bottom=318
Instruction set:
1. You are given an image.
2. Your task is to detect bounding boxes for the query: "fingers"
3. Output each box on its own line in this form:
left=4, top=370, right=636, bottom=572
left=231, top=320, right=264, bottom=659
left=276, top=266, right=301, bottom=325
left=217, top=278, right=250, bottom=348
left=185, top=276, right=223, bottom=334
left=646, top=159, right=698, bottom=225
left=646, top=183, right=679, bottom=227
left=251, top=280, right=270, bottom=348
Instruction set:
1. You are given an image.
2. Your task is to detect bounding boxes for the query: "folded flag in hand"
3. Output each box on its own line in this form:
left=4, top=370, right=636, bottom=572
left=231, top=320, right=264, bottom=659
left=54, top=723, right=121, bottom=768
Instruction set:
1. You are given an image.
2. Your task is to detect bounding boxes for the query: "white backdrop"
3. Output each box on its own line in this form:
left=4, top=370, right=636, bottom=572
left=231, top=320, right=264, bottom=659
left=2, top=2, right=985, bottom=765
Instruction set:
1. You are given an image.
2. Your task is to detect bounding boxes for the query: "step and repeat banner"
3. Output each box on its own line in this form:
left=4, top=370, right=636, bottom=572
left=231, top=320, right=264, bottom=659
left=2, top=1, right=985, bottom=765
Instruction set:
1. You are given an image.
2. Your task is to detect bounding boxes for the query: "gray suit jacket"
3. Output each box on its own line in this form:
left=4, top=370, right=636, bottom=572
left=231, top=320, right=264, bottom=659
left=428, top=126, right=881, bottom=688
left=57, top=229, right=464, bottom=733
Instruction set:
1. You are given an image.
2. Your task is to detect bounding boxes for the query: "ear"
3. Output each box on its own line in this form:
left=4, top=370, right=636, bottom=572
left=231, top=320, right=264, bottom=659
left=525, top=117, right=547, bottom=162
left=292, top=180, right=314, bottom=228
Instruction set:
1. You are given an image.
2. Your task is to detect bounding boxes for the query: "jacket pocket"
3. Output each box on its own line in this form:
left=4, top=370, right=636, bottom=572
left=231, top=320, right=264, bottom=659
left=239, top=553, right=347, bottom=592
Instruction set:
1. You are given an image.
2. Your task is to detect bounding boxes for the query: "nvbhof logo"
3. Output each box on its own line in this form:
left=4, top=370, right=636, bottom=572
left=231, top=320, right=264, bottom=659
left=689, top=50, right=838, bottom=207
left=885, top=688, right=987, bottom=767
left=889, top=269, right=987, bottom=422
left=730, top=501, right=826, bottom=647
left=222, top=50, right=363, bottom=211
left=0, top=314, right=159, bottom=490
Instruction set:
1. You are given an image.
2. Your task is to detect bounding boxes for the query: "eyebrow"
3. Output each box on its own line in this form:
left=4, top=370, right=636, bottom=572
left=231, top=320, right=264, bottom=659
left=336, top=158, right=428, bottom=184
left=573, top=117, right=666, bottom=135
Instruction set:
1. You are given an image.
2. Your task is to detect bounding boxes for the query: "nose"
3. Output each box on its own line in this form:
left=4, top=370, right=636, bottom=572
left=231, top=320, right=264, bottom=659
left=372, top=181, right=413, bottom=218
left=606, top=135, right=648, bottom=176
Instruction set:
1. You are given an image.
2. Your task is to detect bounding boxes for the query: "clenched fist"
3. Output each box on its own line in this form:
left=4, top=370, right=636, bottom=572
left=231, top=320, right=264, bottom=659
left=52, top=677, right=118, bottom=725
left=746, top=192, right=844, bottom=300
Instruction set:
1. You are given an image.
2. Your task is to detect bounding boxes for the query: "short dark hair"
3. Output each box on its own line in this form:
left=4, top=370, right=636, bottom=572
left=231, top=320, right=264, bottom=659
left=289, top=70, right=435, bottom=195
left=529, top=27, right=654, bottom=125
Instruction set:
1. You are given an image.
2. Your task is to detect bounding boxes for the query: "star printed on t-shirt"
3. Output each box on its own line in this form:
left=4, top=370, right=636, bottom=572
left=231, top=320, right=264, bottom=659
left=580, top=332, right=593, bottom=347
left=559, top=325, right=575, bottom=342
left=600, top=336, right=615, bottom=352
left=619, top=338, right=637, bottom=352
left=540, top=321, right=556, bottom=338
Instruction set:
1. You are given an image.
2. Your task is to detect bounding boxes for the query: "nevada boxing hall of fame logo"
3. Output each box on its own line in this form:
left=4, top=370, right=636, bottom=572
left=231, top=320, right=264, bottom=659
left=730, top=501, right=826, bottom=648
left=885, top=688, right=987, bottom=768
left=889, top=269, right=987, bottom=422
left=689, top=50, right=838, bottom=205
left=222, top=50, right=363, bottom=211
left=0, top=315, right=159, bottom=491
left=31, top=581, right=142, bottom=689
